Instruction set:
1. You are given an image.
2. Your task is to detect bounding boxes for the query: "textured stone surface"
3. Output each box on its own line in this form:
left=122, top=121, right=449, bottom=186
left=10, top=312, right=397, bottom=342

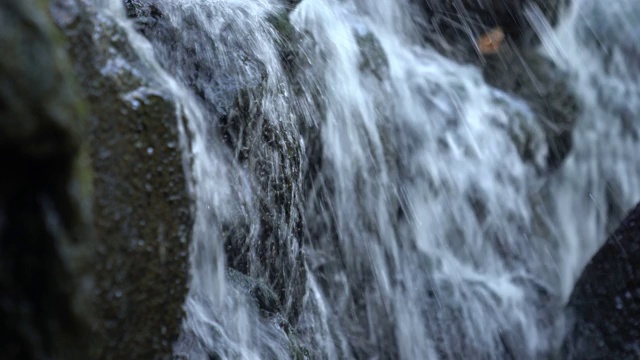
left=482, top=42, right=578, bottom=173
left=126, top=0, right=308, bottom=327
left=52, top=0, right=193, bottom=358
left=564, top=202, right=640, bottom=359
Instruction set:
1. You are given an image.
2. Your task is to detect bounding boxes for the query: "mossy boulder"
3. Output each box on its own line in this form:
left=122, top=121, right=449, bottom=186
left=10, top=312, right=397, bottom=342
left=51, top=0, right=193, bottom=358
left=0, top=0, right=94, bottom=358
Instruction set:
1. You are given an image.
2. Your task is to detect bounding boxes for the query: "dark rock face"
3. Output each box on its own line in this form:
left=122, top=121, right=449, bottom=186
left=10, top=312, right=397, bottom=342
left=0, top=0, right=94, bottom=359
left=220, top=93, right=307, bottom=326
left=412, top=0, right=570, bottom=65
left=415, top=0, right=567, bottom=42
left=482, top=43, right=578, bottom=173
left=564, top=202, right=640, bottom=359
left=51, top=0, right=193, bottom=358
left=125, top=0, right=308, bottom=327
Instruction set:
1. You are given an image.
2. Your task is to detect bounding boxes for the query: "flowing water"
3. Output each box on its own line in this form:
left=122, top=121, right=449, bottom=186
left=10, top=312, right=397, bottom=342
left=99, top=0, right=640, bottom=358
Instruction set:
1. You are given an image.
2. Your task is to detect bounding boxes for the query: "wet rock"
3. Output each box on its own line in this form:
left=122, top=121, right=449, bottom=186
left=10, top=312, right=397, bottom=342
left=267, top=9, right=299, bottom=74
left=417, top=0, right=566, bottom=41
left=227, top=268, right=281, bottom=315
left=356, top=31, right=390, bottom=82
left=407, top=1, right=579, bottom=175
left=284, top=0, right=303, bottom=11
left=0, top=0, right=94, bottom=359
left=124, top=0, right=267, bottom=117
left=174, top=269, right=311, bottom=360
left=564, top=202, right=640, bottom=359
left=52, top=0, right=192, bottom=358
left=414, top=0, right=570, bottom=63
left=482, top=42, right=578, bottom=173
left=127, top=0, right=308, bottom=327
left=220, top=91, right=307, bottom=326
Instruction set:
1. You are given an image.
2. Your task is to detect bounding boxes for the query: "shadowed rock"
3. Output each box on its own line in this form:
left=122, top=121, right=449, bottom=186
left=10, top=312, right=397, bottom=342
left=415, top=0, right=568, bottom=50
left=564, top=202, right=640, bottom=359
left=0, top=0, right=94, bottom=359
left=482, top=42, right=578, bottom=173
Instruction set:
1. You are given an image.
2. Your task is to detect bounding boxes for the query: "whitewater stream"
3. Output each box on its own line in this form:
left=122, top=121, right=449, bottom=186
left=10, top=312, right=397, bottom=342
left=100, top=0, right=640, bottom=358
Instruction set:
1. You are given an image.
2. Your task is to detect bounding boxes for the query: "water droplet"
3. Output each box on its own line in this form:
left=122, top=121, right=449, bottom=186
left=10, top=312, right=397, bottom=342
left=145, top=183, right=153, bottom=191
left=167, top=141, right=176, bottom=148
left=115, top=290, right=123, bottom=298
left=615, top=296, right=624, bottom=309
left=147, top=147, right=154, bottom=155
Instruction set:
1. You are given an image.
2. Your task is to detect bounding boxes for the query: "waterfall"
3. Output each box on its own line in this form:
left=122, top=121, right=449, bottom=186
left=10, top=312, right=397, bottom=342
left=293, top=1, right=556, bottom=358
left=96, top=0, right=640, bottom=358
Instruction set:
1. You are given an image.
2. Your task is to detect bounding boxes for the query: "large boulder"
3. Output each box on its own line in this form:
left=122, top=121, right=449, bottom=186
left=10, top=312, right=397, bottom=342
left=51, top=0, right=193, bottom=358
left=0, top=0, right=94, bottom=359
left=564, top=202, right=640, bottom=359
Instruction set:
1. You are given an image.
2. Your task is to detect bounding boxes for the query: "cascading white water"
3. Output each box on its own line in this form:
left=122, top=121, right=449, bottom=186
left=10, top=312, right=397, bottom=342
left=539, top=0, right=640, bottom=301
left=293, top=1, right=556, bottom=358
left=96, top=1, right=305, bottom=358
left=96, top=0, right=640, bottom=358
left=293, top=0, right=640, bottom=358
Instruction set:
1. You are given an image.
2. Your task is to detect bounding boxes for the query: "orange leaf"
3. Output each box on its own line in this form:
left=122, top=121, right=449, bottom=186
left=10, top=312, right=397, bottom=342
left=477, top=27, right=504, bottom=54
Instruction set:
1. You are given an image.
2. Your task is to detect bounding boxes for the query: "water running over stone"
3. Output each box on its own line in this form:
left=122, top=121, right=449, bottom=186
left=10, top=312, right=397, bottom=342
left=294, top=0, right=640, bottom=357
left=100, top=0, right=640, bottom=358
